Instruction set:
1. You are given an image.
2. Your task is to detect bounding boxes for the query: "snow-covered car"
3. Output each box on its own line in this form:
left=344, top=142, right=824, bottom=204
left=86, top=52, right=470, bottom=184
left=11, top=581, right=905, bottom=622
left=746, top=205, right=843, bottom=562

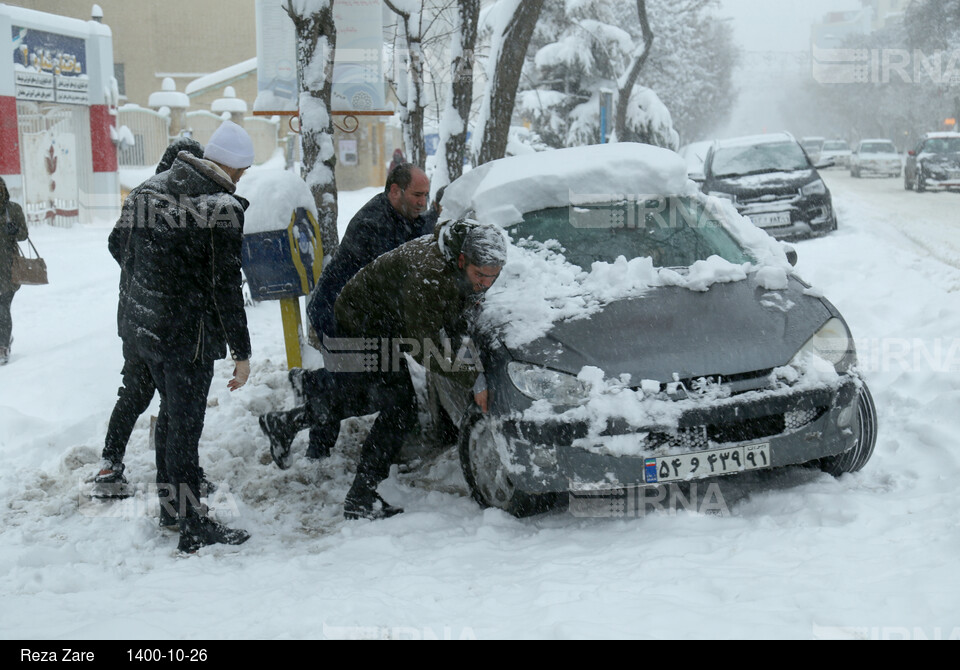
left=430, top=143, right=877, bottom=517
left=850, top=139, right=902, bottom=178
left=904, top=132, right=960, bottom=192
left=698, top=133, right=837, bottom=240
left=819, top=139, right=852, bottom=168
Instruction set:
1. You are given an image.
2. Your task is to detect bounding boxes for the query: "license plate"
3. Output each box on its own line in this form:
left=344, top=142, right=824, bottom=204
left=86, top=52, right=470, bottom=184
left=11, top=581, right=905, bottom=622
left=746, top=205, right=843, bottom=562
left=644, top=443, right=771, bottom=484
left=751, top=212, right=791, bottom=227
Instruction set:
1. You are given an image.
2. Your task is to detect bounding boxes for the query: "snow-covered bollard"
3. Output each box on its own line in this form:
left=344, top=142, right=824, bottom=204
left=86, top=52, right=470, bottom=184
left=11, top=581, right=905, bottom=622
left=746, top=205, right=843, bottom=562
left=235, top=169, right=322, bottom=369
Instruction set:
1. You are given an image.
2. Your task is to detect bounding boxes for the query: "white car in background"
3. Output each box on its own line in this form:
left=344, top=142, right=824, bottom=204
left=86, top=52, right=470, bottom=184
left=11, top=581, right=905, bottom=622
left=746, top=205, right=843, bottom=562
left=850, top=139, right=902, bottom=178
left=820, top=140, right=852, bottom=168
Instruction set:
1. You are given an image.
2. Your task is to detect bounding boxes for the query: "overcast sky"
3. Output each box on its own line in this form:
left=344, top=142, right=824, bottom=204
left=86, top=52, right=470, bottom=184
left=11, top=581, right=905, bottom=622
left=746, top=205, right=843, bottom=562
left=719, top=0, right=864, bottom=52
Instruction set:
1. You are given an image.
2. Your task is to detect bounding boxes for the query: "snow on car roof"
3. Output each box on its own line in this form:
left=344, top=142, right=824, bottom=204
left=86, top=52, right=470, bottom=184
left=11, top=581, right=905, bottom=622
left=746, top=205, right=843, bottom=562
left=923, top=132, right=960, bottom=139
left=441, top=143, right=691, bottom=227
left=714, top=133, right=794, bottom=149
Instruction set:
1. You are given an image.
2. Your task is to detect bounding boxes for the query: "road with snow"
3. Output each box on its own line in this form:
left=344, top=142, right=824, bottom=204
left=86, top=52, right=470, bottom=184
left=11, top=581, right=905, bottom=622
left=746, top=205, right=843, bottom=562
left=1, top=175, right=958, bottom=640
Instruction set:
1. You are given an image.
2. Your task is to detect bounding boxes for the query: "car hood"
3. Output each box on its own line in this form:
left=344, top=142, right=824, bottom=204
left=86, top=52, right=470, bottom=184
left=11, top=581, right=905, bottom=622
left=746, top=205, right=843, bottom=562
left=708, top=169, right=817, bottom=198
left=506, top=273, right=833, bottom=382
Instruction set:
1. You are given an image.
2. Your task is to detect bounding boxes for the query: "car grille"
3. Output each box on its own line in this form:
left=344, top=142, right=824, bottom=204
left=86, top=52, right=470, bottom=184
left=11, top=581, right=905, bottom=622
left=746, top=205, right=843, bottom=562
left=639, top=406, right=827, bottom=451
left=737, top=191, right=798, bottom=207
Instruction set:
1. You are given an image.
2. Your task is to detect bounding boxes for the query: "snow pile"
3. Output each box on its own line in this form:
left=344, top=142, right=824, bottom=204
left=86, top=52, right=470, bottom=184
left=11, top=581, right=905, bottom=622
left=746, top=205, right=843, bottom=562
left=235, top=168, right=318, bottom=234
left=443, top=143, right=689, bottom=227
left=484, top=239, right=769, bottom=350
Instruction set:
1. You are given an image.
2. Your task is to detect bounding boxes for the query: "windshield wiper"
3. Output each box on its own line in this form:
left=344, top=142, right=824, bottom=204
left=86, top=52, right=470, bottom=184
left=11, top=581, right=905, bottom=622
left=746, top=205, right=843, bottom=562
left=714, top=167, right=793, bottom=179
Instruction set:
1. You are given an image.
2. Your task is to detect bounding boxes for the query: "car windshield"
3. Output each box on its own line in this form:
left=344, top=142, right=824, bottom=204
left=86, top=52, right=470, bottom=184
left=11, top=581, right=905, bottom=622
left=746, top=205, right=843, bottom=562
left=861, top=141, right=897, bottom=154
left=921, top=138, right=960, bottom=153
left=711, top=141, right=811, bottom=177
left=823, top=141, right=849, bottom=151
left=507, top=197, right=754, bottom=270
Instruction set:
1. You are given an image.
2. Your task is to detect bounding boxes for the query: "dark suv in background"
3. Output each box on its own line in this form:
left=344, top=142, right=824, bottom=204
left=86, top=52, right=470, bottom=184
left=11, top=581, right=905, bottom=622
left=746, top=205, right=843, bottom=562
left=696, top=133, right=838, bottom=241
left=904, top=132, right=960, bottom=192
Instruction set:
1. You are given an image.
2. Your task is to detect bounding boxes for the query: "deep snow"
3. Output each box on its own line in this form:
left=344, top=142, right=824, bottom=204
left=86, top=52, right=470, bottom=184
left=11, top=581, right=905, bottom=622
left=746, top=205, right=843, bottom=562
left=1, top=169, right=959, bottom=640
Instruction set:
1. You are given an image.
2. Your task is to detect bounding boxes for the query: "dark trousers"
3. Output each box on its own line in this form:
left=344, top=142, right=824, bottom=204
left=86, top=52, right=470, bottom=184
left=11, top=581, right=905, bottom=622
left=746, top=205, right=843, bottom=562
left=0, top=290, right=14, bottom=349
left=143, top=353, right=215, bottom=518
left=306, top=362, right=419, bottom=491
left=101, top=344, right=156, bottom=464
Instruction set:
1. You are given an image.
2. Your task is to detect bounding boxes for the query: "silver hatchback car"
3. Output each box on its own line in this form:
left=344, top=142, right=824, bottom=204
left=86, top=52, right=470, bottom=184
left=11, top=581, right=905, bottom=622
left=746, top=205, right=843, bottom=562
left=428, top=143, right=877, bottom=517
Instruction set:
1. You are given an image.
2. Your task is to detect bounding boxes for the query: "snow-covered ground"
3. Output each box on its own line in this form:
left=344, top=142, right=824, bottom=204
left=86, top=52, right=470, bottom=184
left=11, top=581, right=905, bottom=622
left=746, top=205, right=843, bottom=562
left=1, top=172, right=959, bottom=640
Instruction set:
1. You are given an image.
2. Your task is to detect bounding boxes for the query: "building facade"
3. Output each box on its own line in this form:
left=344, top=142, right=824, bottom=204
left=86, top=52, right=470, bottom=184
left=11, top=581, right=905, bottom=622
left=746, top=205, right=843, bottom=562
left=1, top=3, right=121, bottom=225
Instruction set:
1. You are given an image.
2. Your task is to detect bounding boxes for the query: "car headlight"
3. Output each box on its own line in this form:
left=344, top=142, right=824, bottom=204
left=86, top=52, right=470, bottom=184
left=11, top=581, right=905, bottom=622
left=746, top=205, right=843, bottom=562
left=508, top=362, right=590, bottom=406
left=708, top=191, right=737, bottom=203
left=801, top=179, right=827, bottom=196
left=789, top=317, right=856, bottom=373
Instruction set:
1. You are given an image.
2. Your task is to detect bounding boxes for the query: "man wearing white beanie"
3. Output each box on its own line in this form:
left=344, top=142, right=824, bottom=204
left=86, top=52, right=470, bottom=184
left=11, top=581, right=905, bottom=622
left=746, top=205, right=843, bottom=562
left=119, top=120, right=255, bottom=553
left=203, top=120, right=255, bottom=185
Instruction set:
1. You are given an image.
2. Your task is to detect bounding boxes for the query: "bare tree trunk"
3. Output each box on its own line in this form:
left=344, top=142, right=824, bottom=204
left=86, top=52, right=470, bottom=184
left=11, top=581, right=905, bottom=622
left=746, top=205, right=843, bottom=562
left=436, top=0, right=480, bottom=189
left=386, top=1, right=427, bottom=168
left=474, top=0, right=545, bottom=166
left=285, top=0, right=339, bottom=259
left=615, top=0, right=654, bottom=143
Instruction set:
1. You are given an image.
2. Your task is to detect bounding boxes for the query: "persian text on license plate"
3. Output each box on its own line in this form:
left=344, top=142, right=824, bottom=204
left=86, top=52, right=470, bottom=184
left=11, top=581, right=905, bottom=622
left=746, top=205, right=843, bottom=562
left=751, top=212, right=791, bottom=227
left=644, top=443, right=771, bottom=484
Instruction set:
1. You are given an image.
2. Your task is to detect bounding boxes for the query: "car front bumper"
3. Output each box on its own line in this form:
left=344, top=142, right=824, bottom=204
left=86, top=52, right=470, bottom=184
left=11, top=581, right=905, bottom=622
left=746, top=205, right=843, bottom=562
left=495, top=379, right=862, bottom=493
left=738, top=194, right=835, bottom=240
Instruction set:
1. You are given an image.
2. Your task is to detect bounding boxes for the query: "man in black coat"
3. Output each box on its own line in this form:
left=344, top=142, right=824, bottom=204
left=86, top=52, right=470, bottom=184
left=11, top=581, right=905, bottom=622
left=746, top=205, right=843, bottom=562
left=261, top=220, right=507, bottom=520
left=268, top=164, right=430, bottom=467
left=93, top=138, right=206, bottom=499
left=123, top=121, right=254, bottom=553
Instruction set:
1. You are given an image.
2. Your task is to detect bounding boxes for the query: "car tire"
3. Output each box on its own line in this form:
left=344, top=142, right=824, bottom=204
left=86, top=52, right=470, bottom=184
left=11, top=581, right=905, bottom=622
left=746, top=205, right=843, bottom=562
left=904, top=172, right=914, bottom=190
left=819, top=384, right=878, bottom=476
left=916, top=168, right=926, bottom=192
left=458, top=408, right=564, bottom=517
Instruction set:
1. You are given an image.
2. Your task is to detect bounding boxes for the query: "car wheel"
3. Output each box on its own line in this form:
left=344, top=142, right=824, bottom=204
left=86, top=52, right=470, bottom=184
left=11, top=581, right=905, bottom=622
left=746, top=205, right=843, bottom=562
left=459, top=409, right=563, bottom=517
left=904, top=172, right=913, bottom=190
left=916, top=168, right=926, bottom=192
left=820, top=384, right=878, bottom=476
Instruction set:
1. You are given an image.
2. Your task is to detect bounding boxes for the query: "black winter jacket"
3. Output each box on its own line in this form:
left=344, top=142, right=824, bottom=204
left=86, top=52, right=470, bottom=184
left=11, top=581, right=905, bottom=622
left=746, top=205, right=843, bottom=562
left=306, top=192, right=426, bottom=337
left=119, top=152, right=251, bottom=362
left=0, top=181, right=29, bottom=294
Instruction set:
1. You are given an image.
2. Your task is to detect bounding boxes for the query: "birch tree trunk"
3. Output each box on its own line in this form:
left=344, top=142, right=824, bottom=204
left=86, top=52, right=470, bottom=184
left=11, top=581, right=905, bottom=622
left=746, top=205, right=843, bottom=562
left=434, top=0, right=480, bottom=190
left=386, top=1, right=427, bottom=168
left=285, top=0, right=339, bottom=258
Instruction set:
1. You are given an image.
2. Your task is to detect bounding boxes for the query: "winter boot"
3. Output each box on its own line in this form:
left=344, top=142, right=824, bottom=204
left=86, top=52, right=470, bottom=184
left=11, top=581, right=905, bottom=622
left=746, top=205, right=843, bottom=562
left=259, top=406, right=309, bottom=470
left=343, top=480, right=404, bottom=521
left=0, top=346, right=8, bottom=365
left=94, top=459, right=127, bottom=484
left=177, top=513, right=250, bottom=554
left=91, top=460, right=132, bottom=498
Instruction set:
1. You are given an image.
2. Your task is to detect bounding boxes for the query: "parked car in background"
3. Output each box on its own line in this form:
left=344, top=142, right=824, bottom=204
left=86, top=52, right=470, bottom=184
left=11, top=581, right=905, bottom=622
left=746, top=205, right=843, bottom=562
left=430, top=143, right=877, bottom=517
left=800, top=136, right=826, bottom=164
left=904, top=132, right=960, bottom=192
left=850, top=139, right=902, bottom=178
left=820, top=139, right=852, bottom=168
left=699, top=133, right=837, bottom=240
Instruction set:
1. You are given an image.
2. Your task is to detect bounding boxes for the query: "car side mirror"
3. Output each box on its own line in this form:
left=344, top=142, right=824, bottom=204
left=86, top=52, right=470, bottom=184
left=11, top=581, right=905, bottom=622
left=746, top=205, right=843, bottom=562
left=782, top=243, right=798, bottom=266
